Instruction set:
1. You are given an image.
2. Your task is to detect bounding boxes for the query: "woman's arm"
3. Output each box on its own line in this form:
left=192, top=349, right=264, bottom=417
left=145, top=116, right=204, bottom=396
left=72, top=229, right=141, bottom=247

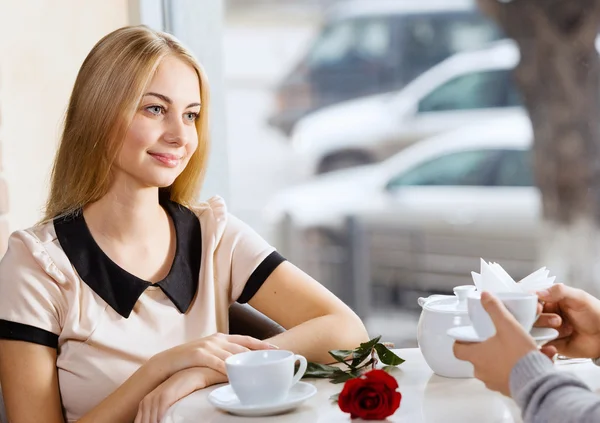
left=1, top=332, right=275, bottom=423
left=0, top=341, right=64, bottom=423
left=248, top=261, right=370, bottom=363
left=0, top=340, right=168, bottom=423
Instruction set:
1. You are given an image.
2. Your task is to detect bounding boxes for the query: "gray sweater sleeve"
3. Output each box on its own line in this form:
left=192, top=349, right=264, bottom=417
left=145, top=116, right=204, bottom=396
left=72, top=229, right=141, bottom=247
left=510, top=351, right=600, bottom=423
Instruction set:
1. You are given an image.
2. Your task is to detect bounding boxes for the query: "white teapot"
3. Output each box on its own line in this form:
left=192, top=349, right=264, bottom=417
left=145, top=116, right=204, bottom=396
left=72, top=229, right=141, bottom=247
left=417, top=285, right=476, bottom=378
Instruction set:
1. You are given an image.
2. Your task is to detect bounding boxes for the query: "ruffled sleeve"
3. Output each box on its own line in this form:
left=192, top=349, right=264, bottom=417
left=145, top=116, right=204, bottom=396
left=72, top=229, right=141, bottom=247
left=205, top=196, right=287, bottom=303
left=0, top=230, right=67, bottom=348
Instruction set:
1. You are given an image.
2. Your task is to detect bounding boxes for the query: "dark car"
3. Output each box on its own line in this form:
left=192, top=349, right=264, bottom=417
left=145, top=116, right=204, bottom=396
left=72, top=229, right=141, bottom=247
left=267, top=0, right=504, bottom=136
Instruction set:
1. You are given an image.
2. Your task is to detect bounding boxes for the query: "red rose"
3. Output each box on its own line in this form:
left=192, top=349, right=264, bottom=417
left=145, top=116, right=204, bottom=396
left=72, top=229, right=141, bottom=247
left=338, top=369, right=401, bottom=420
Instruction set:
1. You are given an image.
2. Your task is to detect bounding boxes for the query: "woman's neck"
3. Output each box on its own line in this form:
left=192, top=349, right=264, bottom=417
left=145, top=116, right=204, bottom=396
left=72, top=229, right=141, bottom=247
left=83, top=186, right=167, bottom=244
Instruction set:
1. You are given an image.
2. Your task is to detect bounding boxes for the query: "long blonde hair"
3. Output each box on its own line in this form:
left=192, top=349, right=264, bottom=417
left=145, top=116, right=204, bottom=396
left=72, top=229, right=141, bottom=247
left=43, top=25, right=210, bottom=221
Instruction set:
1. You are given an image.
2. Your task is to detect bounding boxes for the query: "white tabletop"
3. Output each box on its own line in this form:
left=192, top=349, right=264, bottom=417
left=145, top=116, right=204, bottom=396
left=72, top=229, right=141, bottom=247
left=161, top=348, right=600, bottom=423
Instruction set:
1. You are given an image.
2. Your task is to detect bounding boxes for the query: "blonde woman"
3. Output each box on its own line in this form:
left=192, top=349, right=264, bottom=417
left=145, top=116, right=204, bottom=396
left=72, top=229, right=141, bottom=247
left=0, top=26, right=368, bottom=423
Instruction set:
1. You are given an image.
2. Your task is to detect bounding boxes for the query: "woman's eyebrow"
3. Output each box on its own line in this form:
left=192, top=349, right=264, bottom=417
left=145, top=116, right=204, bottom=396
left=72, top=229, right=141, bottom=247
left=144, top=92, right=172, bottom=104
left=143, top=92, right=201, bottom=108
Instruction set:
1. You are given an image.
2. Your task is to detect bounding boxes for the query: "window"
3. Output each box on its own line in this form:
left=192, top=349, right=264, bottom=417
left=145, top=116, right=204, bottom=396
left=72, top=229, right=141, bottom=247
left=307, top=18, right=391, bottom=68
left=445, top=17, right=503, bottom=53
left=356, top=20, right=391, bottom=60
left=494, top=149, right=534, bottom=187
left=400, top=12, right=503, bottom=82
left=386, top=149, right=501, bottom=189
left=308, top=21, right=356, bottom=67
left=417, top=70, right=521, bottom=113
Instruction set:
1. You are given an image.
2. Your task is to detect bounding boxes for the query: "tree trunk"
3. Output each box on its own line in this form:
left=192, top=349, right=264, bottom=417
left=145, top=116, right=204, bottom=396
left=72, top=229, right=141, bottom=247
left=477, top=0, right=600, bottom=296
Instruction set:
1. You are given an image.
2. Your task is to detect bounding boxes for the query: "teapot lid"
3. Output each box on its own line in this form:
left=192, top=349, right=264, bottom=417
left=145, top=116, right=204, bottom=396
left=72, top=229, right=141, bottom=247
left=421, top=285, right=476, bottom=314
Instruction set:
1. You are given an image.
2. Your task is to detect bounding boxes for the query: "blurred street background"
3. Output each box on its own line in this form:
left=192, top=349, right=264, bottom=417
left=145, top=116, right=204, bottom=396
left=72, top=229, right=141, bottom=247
left=224, top=0, right=500, bottom=347
left=223, top=0, right=424, bottom=346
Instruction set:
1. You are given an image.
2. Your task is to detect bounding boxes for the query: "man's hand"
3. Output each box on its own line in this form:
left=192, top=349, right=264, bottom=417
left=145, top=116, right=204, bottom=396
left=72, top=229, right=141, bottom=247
left=534, top=283, right=600, bottom=360
left=453, top=292, right=538, bottom=396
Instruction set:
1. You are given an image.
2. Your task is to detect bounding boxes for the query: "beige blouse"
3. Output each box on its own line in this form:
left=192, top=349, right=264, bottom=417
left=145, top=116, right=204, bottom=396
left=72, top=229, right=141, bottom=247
left=0, top=195, right=285, bottom=422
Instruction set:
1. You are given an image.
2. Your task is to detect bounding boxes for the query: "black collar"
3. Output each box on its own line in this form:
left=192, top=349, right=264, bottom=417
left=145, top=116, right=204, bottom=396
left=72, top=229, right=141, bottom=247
left=54, top=196, right=202, bottom=318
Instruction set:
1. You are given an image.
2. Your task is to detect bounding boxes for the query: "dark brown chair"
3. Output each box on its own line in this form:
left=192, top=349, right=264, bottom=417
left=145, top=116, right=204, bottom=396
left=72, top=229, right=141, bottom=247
left=228, top=302, right=285, bottom=340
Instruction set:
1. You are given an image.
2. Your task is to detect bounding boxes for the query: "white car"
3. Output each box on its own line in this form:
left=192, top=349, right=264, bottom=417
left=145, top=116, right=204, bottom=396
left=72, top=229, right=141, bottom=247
left=290, top=40, right=523, bottom=177
left=268, top=113, right=542, bottom=292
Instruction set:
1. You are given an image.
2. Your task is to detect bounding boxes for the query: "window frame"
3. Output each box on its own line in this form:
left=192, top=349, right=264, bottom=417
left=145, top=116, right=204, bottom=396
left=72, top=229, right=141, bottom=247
left=416, top=69, right=520, bottom=114
left=384, top=148, right=506, bottom=191
left=492, top=148, right=535, bottom=187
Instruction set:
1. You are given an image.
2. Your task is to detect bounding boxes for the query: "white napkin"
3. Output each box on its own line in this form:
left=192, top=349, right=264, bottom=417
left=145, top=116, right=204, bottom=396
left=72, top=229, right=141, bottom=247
left=471, top=258, right=556, bottom=293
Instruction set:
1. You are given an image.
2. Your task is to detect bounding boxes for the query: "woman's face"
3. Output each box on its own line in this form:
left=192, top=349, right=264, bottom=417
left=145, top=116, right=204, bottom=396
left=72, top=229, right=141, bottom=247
left=115, top=56, right=201, bottom=190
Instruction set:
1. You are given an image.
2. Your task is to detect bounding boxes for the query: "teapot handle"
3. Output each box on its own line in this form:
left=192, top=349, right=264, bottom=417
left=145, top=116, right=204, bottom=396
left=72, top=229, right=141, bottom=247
left=418, top=295, right=450, bottom=308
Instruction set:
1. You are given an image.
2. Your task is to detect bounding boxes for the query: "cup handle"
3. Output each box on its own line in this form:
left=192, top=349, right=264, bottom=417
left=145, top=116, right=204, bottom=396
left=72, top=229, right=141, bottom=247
left=292, top=354, right=307, bottom=386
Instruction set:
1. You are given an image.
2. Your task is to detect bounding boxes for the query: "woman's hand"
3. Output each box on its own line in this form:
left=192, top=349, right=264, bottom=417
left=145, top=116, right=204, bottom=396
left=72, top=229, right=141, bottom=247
left=534, top=283, right=600, bottom=360
left=453, top=292, right=538, bottom=396
left=149, top=333, right=277, bottom=380
left=134, top=367, right=227, bottom=423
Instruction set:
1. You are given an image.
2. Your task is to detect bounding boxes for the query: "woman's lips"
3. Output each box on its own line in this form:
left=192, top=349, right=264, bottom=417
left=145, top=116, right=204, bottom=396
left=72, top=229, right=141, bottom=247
left=148, top=152, right=182, bottom=168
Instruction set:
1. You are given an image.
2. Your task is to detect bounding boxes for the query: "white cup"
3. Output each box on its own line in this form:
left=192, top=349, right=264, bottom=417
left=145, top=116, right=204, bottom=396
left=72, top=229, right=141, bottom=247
left=468, top=292, right=538, bottom=340
left=225, top=350, right=308, bottom=406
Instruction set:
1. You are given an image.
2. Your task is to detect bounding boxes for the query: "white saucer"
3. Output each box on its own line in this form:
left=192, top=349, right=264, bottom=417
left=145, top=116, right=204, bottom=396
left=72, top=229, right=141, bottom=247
left=207, top=382, right=317, bottom=417
left=447, top=326, right=559, bottom=344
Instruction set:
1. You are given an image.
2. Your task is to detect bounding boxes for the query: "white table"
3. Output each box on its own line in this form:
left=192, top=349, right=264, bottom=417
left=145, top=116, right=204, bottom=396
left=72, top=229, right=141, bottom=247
left=161, top=348, right=600, bottom=423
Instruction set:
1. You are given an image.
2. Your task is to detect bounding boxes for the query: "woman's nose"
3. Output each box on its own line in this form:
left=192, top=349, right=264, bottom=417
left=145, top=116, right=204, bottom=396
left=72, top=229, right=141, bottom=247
left=164, top=116, right=187, bottom=145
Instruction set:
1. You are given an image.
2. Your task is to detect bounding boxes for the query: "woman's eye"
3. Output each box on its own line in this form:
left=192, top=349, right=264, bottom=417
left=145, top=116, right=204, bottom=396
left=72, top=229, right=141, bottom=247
left=146, top=105, right=164, bottom=115
left=185, top=112, right=199, bottom=121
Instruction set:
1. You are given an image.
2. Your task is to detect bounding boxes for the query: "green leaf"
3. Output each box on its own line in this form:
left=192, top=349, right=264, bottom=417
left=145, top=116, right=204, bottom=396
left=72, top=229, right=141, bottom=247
left=302, top=336, right=406, bottom=385
left=331, top=371, right=356, bottom=384
left=350, top=335, right=381, bottom=368
left=374, top=343, right=405, bottom=366
left=382, top=365, right=397, bottom=373
left=330, top=393, right=340, bottom=403
left=328, top=349, right=353, bottom=363
left=302, top=362, right=340, bottom=379
left=354, top=336, right=382, bottom=357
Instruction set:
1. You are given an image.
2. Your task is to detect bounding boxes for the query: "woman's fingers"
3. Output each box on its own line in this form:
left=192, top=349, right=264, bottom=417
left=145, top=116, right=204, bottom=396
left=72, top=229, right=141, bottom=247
left=135, top=399, right=150, bottom=423
left=224, top=334, right=277, bottom=351
left=221, top=342, right=251, bottom=356
left=162, top=333, right=277, bottom=378
left=158, top=402, right=172, bottom=422
left=150, top=397, right=160, bottom=423
left=200, top=367, right=228, bottom=386
left=200, top=352, right=227, bottom=375
left=200, top=343, right=251, bottom=373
